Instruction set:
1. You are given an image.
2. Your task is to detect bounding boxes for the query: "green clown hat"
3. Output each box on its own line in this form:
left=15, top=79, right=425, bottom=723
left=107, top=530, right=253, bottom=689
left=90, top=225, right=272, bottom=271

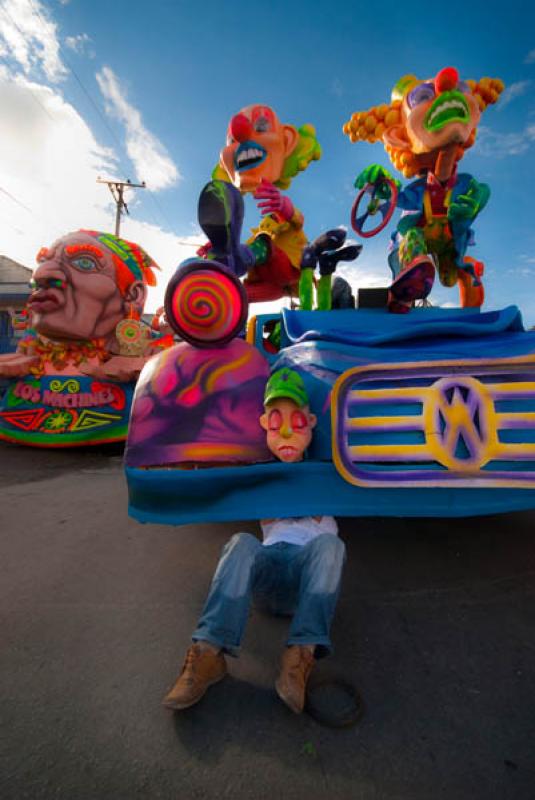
left=264, top=368, right=309, bottom=408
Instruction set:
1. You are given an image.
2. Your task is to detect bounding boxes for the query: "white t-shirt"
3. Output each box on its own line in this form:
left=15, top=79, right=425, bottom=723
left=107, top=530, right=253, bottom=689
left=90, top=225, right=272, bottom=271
left=260, top=516, right=338, bottom=547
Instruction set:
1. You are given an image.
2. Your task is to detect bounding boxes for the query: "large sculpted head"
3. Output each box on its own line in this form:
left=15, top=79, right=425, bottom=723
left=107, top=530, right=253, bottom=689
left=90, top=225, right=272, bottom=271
left=344, top=67, right=504, bottom=177
left=215, top=103, right=321, bottom=193
left=28, top=230, right=158, bottom=342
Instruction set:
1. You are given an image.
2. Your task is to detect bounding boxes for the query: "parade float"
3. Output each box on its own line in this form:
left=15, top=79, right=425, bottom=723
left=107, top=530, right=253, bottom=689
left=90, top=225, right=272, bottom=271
left=0, top=230, right=169, bottom=447
left=124, top=79, right=535, bottom=524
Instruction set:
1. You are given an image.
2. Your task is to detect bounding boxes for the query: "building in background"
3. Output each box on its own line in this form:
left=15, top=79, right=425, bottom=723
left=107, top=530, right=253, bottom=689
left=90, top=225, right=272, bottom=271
left=0, top=255, right=32, bottom=354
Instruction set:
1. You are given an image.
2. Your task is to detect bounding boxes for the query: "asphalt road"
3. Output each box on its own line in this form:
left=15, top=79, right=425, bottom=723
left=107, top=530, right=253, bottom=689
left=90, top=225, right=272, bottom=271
left=1, top=439, right=534, bottom=800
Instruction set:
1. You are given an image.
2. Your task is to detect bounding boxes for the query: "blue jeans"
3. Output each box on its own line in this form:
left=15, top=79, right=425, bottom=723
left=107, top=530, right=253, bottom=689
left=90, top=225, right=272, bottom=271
left=192, top=532, right=346, bottom=658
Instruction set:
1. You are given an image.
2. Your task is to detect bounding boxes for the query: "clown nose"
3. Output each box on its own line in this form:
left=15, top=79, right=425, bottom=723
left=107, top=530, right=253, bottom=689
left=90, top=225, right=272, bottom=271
left=230, top=113, right=252, bottom=142
left=435, top=67, right=459, bottom=94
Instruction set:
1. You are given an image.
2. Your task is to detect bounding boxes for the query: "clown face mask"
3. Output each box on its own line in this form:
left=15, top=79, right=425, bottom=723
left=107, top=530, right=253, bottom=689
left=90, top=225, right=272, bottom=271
left=392, top=67, right=481, bottom=156
left=219, top=104, right=299, bottom=193
left=260, top=397, right=317, bottom=463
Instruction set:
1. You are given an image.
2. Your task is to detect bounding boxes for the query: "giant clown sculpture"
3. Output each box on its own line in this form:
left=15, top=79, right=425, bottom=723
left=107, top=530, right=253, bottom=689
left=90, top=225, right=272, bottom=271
left=197, top=103, right=322, bottom=303
left=344, top=67, right=504, bottom=312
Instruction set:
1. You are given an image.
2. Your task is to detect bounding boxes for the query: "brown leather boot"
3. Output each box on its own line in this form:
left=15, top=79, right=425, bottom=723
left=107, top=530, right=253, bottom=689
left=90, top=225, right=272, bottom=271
left=275, top=645, right=315, bottom=714
left=162, top=643, right=227, bottom=710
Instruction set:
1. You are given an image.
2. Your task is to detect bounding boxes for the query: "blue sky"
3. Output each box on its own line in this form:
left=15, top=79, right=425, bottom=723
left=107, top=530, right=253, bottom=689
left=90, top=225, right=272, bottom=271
left=1, top=0, right=534, bottom=322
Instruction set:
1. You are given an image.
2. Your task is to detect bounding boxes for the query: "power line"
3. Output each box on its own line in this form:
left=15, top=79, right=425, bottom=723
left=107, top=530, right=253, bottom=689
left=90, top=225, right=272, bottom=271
left=26, top=0, right=131, bottom=182
left=13, top=0, right=187, bottom=241
left=0, top=185, right=33, bottom=214
left=176, top=239, right=204, bottom=247
left=0, top=6, right=55, bottom=120
left=147, top=190, right=175, bottom=233
left=27, top=0, right=182, bottom=238
left=0, top=216, right=25, bottom=235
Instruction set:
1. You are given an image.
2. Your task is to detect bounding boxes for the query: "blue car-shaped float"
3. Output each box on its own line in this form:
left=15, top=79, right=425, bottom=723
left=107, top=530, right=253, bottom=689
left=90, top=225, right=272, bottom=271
left=125, top=260, right=535, bottom=525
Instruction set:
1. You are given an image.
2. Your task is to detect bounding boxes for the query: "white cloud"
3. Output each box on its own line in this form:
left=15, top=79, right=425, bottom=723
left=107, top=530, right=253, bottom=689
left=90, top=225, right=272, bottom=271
left=119, top=220, right=202, bottom=311
left=0, top=0, right=66, bottom=81
left=331, top=78, right=344, bottom=98
left=525, top=48, right=535, bottom=64
left=506, top=266, right=535, bottom=278
left=498, top=80, right=531, bottom=110
left=65, top=32, right=92, bottom=56
left=474, top=125, right=535, bottom=157
left=0, top=1, right=243, bottom=317
left=0, top=1, right=193, bottom=314
left=96, top=66, right=180, bottom=191
left=0, top=73, right=196, bottom=312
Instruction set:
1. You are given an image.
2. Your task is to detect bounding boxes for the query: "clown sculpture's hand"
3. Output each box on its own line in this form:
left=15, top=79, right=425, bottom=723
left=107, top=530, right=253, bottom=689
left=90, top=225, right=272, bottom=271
left=254, top=179, right=295, bottom=222
left=354, top=164, right=400, bottom=200
left=448, top=178, right=490, bottom=222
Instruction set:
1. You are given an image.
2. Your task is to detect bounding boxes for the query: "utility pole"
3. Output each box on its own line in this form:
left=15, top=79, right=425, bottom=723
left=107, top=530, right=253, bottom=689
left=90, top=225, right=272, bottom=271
left=96, top=178, right=146, bottom=236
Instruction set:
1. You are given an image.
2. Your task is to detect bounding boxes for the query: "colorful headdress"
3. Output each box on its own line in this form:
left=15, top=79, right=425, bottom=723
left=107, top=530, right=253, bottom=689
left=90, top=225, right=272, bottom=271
left=82, top=230, right=160, bottom=295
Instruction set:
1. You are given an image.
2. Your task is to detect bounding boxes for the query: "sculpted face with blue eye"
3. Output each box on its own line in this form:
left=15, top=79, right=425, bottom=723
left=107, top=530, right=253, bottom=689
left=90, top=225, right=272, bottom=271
left=71, top=254, right=99, bottom=272
left=28, top=231, right=143, bottom=342
left=388, top=67, right=481, bottom=156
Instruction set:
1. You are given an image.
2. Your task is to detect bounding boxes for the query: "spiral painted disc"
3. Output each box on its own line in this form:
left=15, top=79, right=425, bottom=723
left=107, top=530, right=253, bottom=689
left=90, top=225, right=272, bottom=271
left=164, top=260, right=248, bottom=347
left=116, top=318, right=143, bottom=345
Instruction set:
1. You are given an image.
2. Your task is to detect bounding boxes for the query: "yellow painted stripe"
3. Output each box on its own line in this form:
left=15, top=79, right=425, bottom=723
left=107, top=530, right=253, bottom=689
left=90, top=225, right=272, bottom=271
left=492, top=442, right=535, bottom=459
left=348, top=387, right=424, bottom=402
left=347, top=444, right=431, bottom=461
left=345, top=415, right=424, bottom=430
left=488, top=381, right=535, bottom=396
left=495, top=412, right=535, bottom=426
left=246, top=315, right=257, bottom=345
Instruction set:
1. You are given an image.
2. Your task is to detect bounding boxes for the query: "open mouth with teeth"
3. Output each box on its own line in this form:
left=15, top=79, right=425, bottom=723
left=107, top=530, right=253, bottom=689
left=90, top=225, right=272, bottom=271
left=234, top=140, right=267, bottom=172
left=424, top=91, right=470, bottom=133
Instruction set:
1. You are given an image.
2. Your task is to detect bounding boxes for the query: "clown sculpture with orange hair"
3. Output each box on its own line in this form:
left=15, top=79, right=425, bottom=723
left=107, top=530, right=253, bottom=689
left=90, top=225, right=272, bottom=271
left=197, top=104, right=322, bottom=303
left=344, top=67, right=504, bottom=312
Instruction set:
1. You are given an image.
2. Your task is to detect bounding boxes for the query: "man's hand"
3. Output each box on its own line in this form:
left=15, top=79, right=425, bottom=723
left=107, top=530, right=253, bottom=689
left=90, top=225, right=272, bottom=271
left=354, top=164, right=400, bottom=200
left=448, top=179, right=490, bottom=222
left=253, top=179, right=294, bottom=222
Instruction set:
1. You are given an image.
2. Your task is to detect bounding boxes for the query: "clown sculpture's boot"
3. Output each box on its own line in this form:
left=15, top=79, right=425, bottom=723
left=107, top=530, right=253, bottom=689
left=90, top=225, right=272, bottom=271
left=299, top=228, right=362, bottom=311
left=388, top=255, right=435, bottom=313
left=388, top=228, right=435, bottom=313
left=197, top=180, right=255, bottom=277
left=458, top=256, right=485, bottom=308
